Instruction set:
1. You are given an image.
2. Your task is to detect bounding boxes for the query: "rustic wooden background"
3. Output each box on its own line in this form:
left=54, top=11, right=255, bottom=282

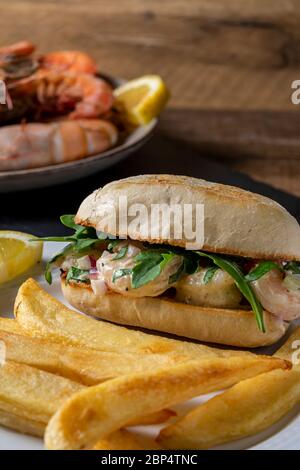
left=1, top=0, right=300, bottom=195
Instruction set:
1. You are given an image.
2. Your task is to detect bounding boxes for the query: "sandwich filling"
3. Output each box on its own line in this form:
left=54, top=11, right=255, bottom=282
left=39, top=215, right=300, bottom=332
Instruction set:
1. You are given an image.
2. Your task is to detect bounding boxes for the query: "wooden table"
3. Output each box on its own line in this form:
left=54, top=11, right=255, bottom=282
left=0, top=0, right=300, bottom=195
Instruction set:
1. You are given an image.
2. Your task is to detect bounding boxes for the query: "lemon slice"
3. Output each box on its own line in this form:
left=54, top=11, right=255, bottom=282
left=114, top=75, right=170, bottom=126
left=0, top=231, right=43, bottom=284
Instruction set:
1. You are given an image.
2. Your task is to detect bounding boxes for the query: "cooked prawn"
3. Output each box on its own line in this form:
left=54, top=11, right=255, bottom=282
left=9, top=70, right=114, bottom=119
left=0, top=41, right=37, bottom=83
left=0, top=119, right=118, bottom=171
left=40, top=50, right=97, bottom=75
left=251, top=269, right=300, bottom=321
left=175, top=268, right=242, bottom=309
left=96, top=241, right=183, bottom=297
left=0, top=41, right=35, bottom=61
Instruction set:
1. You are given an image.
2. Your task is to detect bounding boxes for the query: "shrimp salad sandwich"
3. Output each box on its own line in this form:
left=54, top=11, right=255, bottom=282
left=40, top=175, right=300, bottom=347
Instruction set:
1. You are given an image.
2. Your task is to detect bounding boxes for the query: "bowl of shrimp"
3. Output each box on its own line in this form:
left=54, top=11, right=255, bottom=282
left=0, top=41, right=161, bottom=192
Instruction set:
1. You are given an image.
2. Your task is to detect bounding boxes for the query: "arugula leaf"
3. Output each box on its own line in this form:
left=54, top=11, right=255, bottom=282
left=66, top=267, right=90, bottom=284
left=133, top=264, right=162, bottom=288
left=30, top=235, right=76, bottom=242
left=245, top=261, right=282, bottom=282
left=112, top=245, right=128, bottom=260
left=112, top=268, right=132, bottom=283
left=160, top=253, right=175, bottom=269
left=33, top=214, right=104, bottom=282
left=131, top=251, right=164, bottom=289
left=284, top=261, right=300, bottom=275
left=74, top=238, right=99, bottom=252
left=203, top=266, right=218, bottom=284
left=45, top=243, right=74, bottom=284
left=196, top=252, right=265, bottom=332
left=34, top=215, right=99, bottom=244
left=60, top=214, right=81, bottom=230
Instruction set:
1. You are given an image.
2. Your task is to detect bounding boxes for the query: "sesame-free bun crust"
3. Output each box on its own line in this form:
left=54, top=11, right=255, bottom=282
left=75, top=175, right=300, bottom=261
left=62, top=280, right=288, bottom=348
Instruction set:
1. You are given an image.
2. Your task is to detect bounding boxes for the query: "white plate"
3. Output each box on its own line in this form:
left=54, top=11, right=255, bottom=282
left=0, top=242, right=299, bottom=450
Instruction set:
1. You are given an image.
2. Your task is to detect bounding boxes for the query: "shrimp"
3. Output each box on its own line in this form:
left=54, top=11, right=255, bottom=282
left=40, top=50, right=97, bottom=75
left=96, top=241, right=183, bottom=298
left=251, top=269, right=300, bottom=321
left=0, top=41, right=38, bottom=82
left=0, top=119, right=118, bottom=171
left=0, top=41, right=35, bottom=62
left=175, top=268, right=242, bottom=309
left=9, top=70, right=114, bottom=119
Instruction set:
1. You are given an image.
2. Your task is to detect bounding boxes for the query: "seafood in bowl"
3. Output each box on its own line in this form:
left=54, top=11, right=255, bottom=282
left=0, top=41, right=169, bottom=171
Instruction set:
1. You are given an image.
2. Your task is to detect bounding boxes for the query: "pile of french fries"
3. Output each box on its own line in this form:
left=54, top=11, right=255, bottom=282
left=0, top=277, right=299, bottom=449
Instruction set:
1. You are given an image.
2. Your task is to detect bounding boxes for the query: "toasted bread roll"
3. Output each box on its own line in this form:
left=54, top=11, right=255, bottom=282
left=62, top=280, right=288, bottom=348
left=76, top=174, right=300, bottom=260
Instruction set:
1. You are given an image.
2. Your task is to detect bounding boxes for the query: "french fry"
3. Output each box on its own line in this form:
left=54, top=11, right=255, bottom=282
left=276, top=325, right=300, bottom=363
left=0, top=318, right=25, bottom=334
left=0, top=361, right=83, bottom=436
left=128, top=408, right=176, bottom=426
left=0, top=330, right=197, bottom=386
left=157, top=367, right=300, bottom=449
left=0, top=358, right=173, bottom=434
left=14, top=279, right=250, bottom=359
left=92, top=429, right=161, bottom=450
left=92, top=429, right=146, bottom=450
left=44, top=355, right=289, bottom=450
left=0, top=329, right=177, bottom=428
left=0, top=408, right=45, bottom=437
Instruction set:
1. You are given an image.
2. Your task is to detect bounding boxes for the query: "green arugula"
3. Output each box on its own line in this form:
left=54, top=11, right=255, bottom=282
left=33, top=215, right=102, bottom=284
left=196, top=252, right=265, bottom=332
left=245, top=261, right=282, bottom=282
left=111, top=251, right=183, bottom=289
left=203, top=266, right=218, bottom=284
left=66, top=267, right=90, bottom=284
left=44, top=243, right=74, bottom=284
left=112, top=245, right=128, bottom=260
left=131, top=251, right=171, bottom=289
left=112, top=268, right=132, bottom=283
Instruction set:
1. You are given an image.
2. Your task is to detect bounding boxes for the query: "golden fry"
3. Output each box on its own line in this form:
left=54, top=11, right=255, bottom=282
left=0, top=318, right=25, bottom=334
left=0, top=409, right=45, bottom=437
left=0, top=361, right=83, bottom=436
left=158, top=368, right=300, bottom=449
left=14, top=279, right=250, bottom=359
left=44, top=355, right=289, bottom=450
left=128, top=408, right=176, bottom=426
left=0, top=330, right=196, bottom=386
left=92, top=429, right=160, bottom=450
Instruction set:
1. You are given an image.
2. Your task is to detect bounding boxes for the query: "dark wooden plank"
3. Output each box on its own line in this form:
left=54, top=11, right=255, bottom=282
left=159, top=109, right=300, bottom=159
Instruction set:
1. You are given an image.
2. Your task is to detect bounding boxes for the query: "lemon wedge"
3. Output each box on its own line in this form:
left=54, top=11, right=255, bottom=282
left=0, top=231, right=43, bottom=284
left=114, top=75, right=170, bottom=126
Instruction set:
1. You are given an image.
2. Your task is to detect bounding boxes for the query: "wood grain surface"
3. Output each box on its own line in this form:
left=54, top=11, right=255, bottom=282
left=0, top=0, right=299, bottom=194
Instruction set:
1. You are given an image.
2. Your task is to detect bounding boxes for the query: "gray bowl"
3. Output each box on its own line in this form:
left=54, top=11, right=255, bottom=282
left=0, top=74, right=157, bottom=192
